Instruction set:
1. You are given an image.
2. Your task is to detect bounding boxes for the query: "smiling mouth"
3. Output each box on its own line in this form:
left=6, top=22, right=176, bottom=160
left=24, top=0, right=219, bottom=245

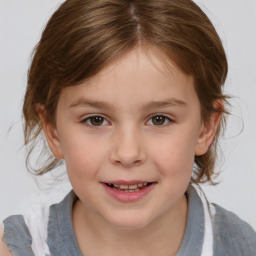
left=102, top=181, right=157, bottom=202
left=105, top=182, right=153, bottom=192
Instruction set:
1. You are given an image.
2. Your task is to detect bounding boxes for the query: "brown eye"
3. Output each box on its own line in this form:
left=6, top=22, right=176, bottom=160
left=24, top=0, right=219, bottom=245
left=90, top=116, right=104, bottom=126
left=147, top=115, right=172, bottom=126
left=82, top=115, right=108, bottom=126
left=152, top=116, right=166, bottom=125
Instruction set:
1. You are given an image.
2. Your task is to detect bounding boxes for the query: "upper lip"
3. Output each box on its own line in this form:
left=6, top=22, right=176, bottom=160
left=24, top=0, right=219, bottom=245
left=102, top=180, right=155, bottom=185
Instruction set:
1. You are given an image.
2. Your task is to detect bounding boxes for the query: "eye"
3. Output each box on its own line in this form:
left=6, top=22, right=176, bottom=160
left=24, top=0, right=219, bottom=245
left=147, top=115, right=173, bottom=126
left=81, top=115, right=109, bottom=127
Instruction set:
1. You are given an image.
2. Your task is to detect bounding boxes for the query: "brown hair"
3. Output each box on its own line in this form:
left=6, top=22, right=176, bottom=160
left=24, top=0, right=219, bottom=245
left=23, top=0, right=228, bottom=184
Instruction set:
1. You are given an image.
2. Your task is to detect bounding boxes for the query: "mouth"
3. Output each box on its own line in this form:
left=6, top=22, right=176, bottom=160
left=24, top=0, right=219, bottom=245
left=104, top=182, right=154, bottom=192
left=101, top=181, right=157, bottom=202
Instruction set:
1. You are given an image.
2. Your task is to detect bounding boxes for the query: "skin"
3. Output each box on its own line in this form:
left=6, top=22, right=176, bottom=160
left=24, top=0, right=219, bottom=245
left=41, top=46, right=221, bottom=256
left=0, top=228, right=11, bottom=256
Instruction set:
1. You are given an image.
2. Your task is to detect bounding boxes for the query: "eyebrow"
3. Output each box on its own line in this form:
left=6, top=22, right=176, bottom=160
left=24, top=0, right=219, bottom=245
left=69, top=98, right=187, bottom=111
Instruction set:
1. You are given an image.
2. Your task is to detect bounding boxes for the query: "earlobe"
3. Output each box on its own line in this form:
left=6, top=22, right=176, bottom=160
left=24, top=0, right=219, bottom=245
left=37, top=104, right=64, bottom=159
left=195, top=106, right=223, bottom=156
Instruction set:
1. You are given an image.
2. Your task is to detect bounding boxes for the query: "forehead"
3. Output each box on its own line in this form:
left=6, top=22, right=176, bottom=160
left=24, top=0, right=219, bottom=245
left=87, top=45, right=190, bottom=86
left=57, top=46, right=199, bottom=112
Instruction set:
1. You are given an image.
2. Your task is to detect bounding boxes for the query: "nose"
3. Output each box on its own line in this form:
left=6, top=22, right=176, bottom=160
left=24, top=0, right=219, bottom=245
left=109, top=126, right=147, bottom=168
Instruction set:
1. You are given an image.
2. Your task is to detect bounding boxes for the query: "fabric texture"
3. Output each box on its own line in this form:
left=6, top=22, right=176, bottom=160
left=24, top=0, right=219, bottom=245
left=2, top=185, right=256, bottom=256
left=213, top=204, right=256, bottom=256
left=24, top=204, right=51, bottom=256
left=3, top=215, right=35, bottom=256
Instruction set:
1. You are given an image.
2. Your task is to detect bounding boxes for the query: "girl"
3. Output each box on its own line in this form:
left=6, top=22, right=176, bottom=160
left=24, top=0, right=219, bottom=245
left=1, top=0, right=256, bottom=255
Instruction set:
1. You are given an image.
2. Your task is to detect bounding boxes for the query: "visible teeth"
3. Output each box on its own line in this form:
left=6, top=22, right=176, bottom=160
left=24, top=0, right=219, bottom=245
left=128, top=184, right=138, bottom=189
left=115, top=183, right=147, bottom=189
left=119, top=184, right=129, bottom=189
left=108, top=182, right=150, bottom=191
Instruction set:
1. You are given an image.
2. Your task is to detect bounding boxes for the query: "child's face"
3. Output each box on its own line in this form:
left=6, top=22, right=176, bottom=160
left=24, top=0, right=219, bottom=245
left=45, top=47, right=216, bottom=229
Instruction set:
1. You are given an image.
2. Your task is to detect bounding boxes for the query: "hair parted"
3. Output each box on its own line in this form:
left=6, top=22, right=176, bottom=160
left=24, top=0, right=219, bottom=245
left=23, top=0, right=228, bottom=184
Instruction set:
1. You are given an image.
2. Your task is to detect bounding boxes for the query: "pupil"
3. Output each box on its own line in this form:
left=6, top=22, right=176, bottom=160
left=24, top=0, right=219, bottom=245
left=153, top=116, right=165, bottom=125
left=91, top=116, right=103, bottom=126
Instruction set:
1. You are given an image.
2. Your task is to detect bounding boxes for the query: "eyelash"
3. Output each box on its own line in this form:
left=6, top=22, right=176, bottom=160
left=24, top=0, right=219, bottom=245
left=80, top=114, right=174, bottom=128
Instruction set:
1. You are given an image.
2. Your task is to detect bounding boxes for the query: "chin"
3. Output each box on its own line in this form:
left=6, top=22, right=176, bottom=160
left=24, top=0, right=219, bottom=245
left=106, top=212, right=152, bottom=230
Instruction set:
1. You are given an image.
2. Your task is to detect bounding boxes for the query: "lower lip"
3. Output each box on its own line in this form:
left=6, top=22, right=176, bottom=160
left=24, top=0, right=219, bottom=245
left=102, top=183, right=156, bottom=202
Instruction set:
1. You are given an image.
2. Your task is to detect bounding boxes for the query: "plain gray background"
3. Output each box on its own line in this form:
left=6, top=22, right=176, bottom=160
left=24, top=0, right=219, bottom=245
left=0, top=0, right=255, bottom=229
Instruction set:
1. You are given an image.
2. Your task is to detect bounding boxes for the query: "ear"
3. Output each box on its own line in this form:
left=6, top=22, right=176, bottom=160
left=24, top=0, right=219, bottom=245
left=195, top=101, right=223, bottom=156
left=37, top=104, right=64, bottom=159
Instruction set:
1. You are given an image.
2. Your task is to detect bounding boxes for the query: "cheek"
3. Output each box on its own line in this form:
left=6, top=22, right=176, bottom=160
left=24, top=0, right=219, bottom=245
left=149, top=132, right=197, bottom=177
left=62, top=137, right=105, bottom=180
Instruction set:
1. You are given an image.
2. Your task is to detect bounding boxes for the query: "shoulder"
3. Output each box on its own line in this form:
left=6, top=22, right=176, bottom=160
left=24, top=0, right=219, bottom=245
left=212, top=204, right=256, bottom=255
left=213, top=204, right=256, bottom=238
left=2, top=215, right=33, bottom=254
left=0, top=222, right=12, bottom=256
left=2, top=206, right=51, bottom=255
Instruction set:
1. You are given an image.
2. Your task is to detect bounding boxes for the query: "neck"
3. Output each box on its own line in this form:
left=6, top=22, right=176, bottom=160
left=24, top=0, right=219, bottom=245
left=72, top=195, right=188, bottom=256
